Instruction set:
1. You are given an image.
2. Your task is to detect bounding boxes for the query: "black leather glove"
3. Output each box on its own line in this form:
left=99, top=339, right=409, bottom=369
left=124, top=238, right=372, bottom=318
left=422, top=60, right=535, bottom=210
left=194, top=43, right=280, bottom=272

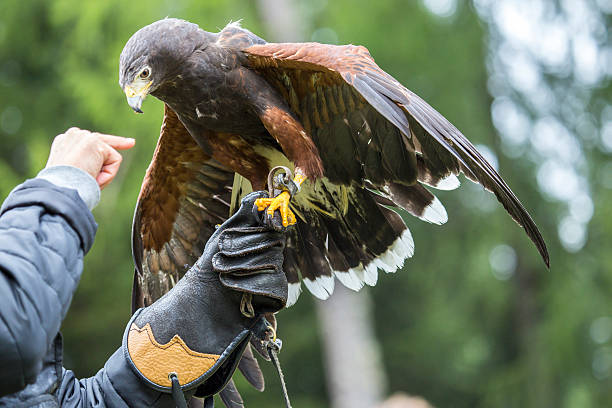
left=122, top=192, right=288, bottom=405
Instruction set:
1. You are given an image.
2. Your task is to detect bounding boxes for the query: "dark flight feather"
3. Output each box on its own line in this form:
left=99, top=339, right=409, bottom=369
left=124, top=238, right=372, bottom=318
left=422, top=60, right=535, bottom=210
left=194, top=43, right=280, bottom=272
left=218, top=379, right=245, bottom=408
left=238, top=345, right=265, bottom=392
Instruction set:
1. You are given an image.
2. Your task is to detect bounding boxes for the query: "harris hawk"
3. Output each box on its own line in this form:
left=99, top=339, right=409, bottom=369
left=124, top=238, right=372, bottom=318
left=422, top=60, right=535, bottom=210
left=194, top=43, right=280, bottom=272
left=120, top=17, right=549, bottom=310
left=119, top=18, right=549, bottom=404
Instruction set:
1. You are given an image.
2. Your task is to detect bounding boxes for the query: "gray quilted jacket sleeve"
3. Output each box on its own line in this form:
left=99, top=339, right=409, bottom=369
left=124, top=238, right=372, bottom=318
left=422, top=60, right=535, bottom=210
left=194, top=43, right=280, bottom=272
left=56, top=348, right=178, bottom=407
left=0, top=178, right=97, bottom=396
left=0, top=178, right=179, bottom=407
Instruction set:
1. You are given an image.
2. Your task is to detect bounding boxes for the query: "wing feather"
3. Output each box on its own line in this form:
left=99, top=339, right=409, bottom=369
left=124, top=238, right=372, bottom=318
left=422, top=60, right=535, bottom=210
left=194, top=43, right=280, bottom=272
left=244, top=42, right=549, bottom=266
left=131, top=104, right=235, bottom=309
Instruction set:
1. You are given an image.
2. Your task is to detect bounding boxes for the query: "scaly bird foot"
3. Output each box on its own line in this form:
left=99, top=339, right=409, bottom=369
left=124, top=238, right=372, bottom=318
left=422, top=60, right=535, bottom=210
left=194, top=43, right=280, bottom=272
left=255, top=191, right=297, bottom=227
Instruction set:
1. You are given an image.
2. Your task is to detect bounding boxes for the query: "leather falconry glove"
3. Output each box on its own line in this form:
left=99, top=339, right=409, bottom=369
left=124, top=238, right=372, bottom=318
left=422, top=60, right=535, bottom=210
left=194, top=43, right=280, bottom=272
left=122, top=191, right=289, bottom=407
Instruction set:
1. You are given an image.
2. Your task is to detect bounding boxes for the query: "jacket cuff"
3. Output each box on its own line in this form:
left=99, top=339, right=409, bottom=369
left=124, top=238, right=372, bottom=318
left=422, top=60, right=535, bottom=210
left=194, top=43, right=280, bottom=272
left=0, top=179, right=98, bottom=252
left=37, top=166, right=101, bottom=210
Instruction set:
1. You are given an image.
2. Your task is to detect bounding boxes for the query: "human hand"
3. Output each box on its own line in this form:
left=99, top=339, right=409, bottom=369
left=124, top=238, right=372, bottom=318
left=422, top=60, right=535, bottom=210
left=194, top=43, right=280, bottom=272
left=46, top=127, right=135, bottom=189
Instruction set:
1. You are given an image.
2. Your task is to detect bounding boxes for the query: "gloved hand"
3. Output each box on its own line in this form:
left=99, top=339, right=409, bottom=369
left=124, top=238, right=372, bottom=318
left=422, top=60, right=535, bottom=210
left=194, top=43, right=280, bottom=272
left=122, top=191, right=288, bottom=406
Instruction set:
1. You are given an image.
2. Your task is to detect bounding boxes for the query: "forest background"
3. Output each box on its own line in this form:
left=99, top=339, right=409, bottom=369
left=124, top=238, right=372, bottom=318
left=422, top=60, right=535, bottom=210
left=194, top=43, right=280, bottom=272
left=1, top=0, right=611, bottom=406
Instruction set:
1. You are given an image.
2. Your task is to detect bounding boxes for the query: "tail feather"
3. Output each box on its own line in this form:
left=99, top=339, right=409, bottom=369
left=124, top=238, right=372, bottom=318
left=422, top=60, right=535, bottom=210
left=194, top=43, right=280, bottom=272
left=283, top=229, right=304, bottom=306
left=285, top=178, right=419, bottom=305
left=293, top=218, right=335, bottom=299
left=238, top=345, right=265, bottom=392
left=218, top=379, right=245, bottom=408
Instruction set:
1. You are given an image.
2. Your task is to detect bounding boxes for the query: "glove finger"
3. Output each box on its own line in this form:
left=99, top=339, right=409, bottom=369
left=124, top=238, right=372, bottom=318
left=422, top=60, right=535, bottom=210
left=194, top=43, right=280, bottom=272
left=212, top=250, right=284, bottom=275
left=221, top=272, right=288, bottom=311
left=240, top=191, right=270, bottom=213
left=219, top=228, right=285, bottom=256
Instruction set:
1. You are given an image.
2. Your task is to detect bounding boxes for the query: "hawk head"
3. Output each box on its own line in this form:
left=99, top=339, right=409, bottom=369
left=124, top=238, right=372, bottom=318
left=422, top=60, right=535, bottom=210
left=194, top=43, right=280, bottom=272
left=119, top=18, right=205, bottom=113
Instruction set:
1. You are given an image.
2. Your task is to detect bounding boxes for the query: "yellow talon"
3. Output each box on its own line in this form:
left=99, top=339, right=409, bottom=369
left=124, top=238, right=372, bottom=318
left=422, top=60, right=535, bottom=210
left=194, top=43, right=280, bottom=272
left=255, top=172, right=306, bottom=227
left=255, top=191, right=296, bottom=227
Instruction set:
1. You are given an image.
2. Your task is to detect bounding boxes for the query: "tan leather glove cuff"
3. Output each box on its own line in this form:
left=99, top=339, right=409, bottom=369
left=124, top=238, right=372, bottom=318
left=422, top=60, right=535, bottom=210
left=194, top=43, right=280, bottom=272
left=122, top=308, right=259, bottom=394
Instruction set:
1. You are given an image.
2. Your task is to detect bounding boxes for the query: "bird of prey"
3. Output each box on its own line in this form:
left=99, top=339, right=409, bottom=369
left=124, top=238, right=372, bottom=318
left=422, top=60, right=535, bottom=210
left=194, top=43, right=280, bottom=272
left=119, top=19, right=549, bottom=403
left=121, top=17, right=549, bottom=307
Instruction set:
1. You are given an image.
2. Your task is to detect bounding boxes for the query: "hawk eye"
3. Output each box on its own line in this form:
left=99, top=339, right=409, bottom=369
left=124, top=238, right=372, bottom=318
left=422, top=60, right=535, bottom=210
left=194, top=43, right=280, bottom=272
left=139, top=68, right=150, bottom=79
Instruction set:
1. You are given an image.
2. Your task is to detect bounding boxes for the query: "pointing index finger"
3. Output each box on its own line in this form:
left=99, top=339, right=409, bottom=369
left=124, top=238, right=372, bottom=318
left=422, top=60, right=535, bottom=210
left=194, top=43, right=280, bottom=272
left=95, top=133, right=136, bottom=150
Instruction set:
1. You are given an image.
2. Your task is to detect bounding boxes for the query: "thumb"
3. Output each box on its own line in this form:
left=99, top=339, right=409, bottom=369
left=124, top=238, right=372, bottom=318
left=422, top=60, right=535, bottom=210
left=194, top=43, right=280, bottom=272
left=96, top=144, right=124, bottom=189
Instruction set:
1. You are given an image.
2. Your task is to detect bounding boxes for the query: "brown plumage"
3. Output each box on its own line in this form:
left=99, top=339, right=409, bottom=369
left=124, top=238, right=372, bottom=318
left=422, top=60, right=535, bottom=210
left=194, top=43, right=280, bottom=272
left=122, top=18, right=549, bottom=309
left=131, top=105, right=235, bottom=308
left=120, top=17, right=549, bottom=408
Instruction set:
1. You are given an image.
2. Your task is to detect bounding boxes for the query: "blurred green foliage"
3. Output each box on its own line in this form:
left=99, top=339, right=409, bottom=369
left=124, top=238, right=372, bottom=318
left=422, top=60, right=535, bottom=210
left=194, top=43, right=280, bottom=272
left=1, top=0, right=610, bottom=407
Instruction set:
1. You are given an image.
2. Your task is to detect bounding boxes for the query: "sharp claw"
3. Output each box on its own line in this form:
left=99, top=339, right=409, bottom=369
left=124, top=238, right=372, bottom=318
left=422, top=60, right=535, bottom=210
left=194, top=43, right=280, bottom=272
left=255, top=191, right=296, bottom=228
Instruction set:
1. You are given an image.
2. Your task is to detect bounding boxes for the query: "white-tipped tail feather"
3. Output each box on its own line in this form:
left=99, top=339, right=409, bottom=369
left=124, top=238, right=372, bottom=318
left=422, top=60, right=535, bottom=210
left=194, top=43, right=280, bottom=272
left=286, top=282, right=303, bottom=307
left=335, top=268, right=366, bottom=291
left=341, top=227, right=414, bottom=290
left=420, top=196, right=448, bottom=225
left=291, top=228, right=415, bottom=305
left=303, top=274, right=335, bottom=301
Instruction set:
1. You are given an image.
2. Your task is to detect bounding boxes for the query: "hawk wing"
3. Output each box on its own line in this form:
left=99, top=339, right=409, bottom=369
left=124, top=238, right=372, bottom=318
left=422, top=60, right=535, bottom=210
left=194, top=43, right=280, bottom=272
left=131, top=104, right=266, bottom=399
left=243, top=42, right=549, bottom=267
left=131, top=104, right=235, bottom=310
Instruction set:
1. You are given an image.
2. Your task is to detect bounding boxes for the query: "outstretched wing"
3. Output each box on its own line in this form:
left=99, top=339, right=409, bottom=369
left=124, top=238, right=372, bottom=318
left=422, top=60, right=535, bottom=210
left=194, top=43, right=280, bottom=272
left=131, top=105, right=266, bottom=401
left=244, top=42, right=549, bottom=267
left=131, top=104, right=235, bottom=309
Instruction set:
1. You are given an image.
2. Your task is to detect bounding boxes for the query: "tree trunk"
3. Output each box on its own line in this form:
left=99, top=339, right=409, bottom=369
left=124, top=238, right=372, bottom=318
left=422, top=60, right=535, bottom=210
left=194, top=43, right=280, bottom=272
left=315, top=286, right=386, bottom=408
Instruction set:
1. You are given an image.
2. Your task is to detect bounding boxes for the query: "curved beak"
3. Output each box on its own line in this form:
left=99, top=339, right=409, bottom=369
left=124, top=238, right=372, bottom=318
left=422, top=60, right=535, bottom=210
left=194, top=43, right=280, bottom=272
left=126, top=95, right=144, bottom=113
left=123, top=80, right=152, bottom=114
